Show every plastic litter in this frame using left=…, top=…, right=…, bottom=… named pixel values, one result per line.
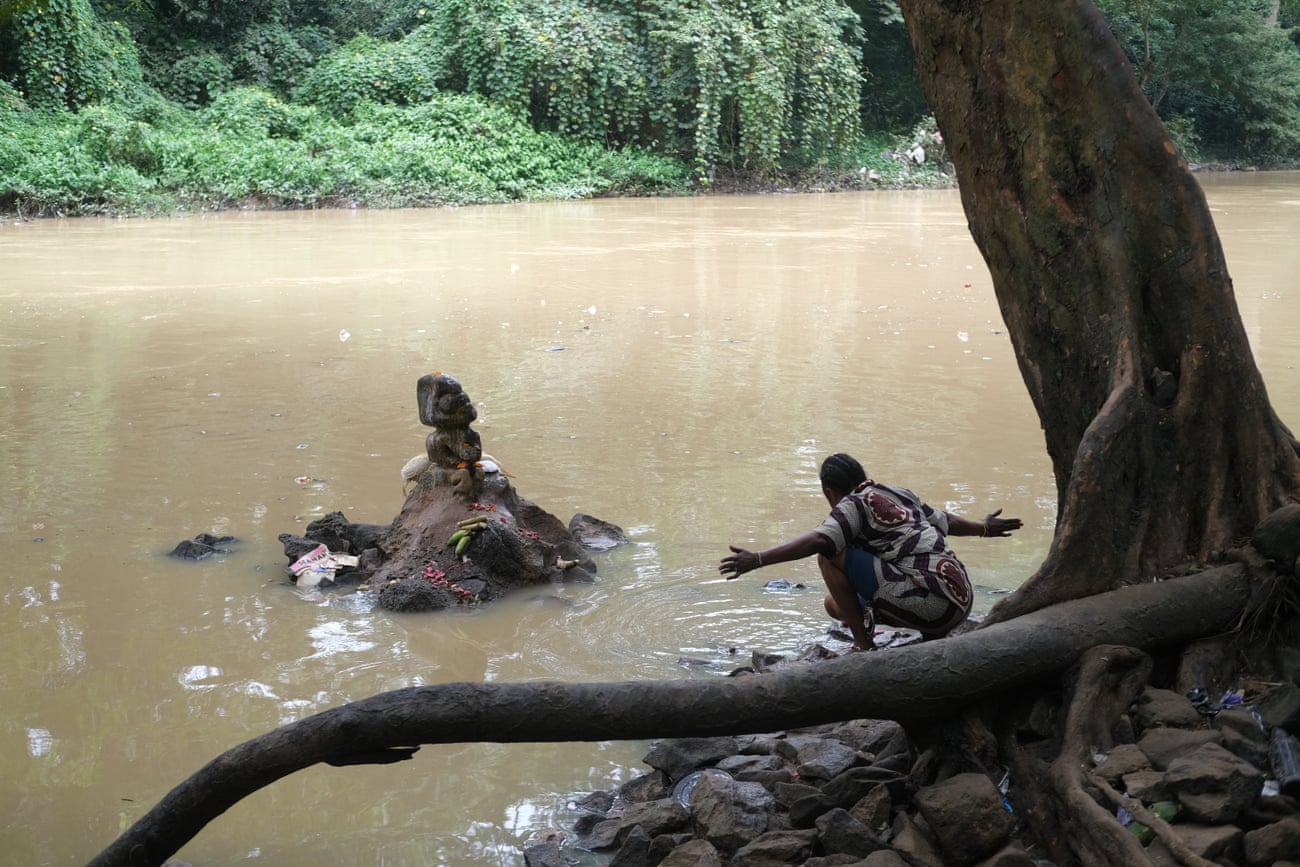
left=1270, top=727, right=1300, bottom=797
left=290, top=544, right=359, bottom=589
left=1187, top=686, right=1220, bottom=715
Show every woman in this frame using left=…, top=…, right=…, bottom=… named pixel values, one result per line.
left=719, top=453, right=1022, bottom=650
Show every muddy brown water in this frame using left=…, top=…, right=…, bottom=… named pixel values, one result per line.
left=2, top=173, right=1298, bottom=865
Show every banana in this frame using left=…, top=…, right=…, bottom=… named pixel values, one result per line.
left=455, top=534, right=472, bottom=556
left=447, top=529, right=468, bottom=548
left=457, top=515, right=489, bottom=528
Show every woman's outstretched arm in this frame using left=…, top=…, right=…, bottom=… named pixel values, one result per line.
left=720, top=531, right=834, bottom=579
left=946, top=508, right=1023, bottom=538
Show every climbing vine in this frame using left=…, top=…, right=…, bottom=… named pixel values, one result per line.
left=3, top=0, right=142, bottom=109
left=316, top=0, right=865, bottom=177
left=293, top=32, right=441, bottom=116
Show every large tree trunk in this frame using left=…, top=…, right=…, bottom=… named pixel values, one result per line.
left=87, top=567, right=1251, bottom=867
left=897, top=0, right=1300, bottom=622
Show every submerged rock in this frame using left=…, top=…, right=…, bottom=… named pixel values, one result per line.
left=169, top=533, right=236, bottom=560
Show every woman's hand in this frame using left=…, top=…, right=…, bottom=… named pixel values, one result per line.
left=982, top=508, right=1023, bottom=538
left=719, top=545, right=761, bottom=579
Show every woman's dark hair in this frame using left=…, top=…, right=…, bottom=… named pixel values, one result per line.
left=820, top=453, right=866, bottom=493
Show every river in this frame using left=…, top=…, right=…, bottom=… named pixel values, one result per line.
left=2, top=173, right=1298, bottom=866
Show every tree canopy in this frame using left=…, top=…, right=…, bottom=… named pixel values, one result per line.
left=5, top=0, right=1300, bottom=183
left=1096, top=0, right=1300, bottom=158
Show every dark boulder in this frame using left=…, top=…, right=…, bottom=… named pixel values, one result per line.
left=169, top=533, right=236, bottom=560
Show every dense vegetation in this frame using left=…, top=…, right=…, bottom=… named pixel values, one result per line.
left=2, top=0, right=1299, bottom=217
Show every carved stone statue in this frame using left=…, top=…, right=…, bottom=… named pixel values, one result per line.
left=416, top=372, right=483, bottom=499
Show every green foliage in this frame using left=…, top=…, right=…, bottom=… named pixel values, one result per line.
left=0, top=88, right=686, bottom=216
left=1098, top=0, right=1300, bottom=159
left=397, top=0, right=864, bottom=178
left=14, top=0, right=1300, bottom=218
left=4, top=0, right=144, bottom=110
left=232, top=24, right=332, bottom=96
left=144, top=0, right=267, bottom=42
left=0, top=108, right=159, bottom=213
left=157, top=50, right=230, bottom=108
left=642, top=0, right=863, bottom=175
left=199, top=86, right=311, bottom=138
left=73, top=102, right=162, bottom=171
left=293, top=32, right=441, bottom=116
left=1161, top=113, right=1202, bottom=163
left=848, top=0, right=927, bottom=132
left=0, top=77, right=26, bottom=112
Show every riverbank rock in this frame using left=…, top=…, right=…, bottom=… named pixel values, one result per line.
left=532, top=657, right=1300, bottom=867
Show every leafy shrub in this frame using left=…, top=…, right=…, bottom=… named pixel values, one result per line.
left=120, top=91, right=192, bottom=130
left=293, top=33, right=442, bottom=116
left=232, top=24, right=332, bottom=96
left=73, top=104, right=162, bottom=172
left=8, top=0, right=144, bottom=110
left=199, top=86, right=313, bottom=139
left=0, top=78, right=26, bottom=113
left=0, top=110, right=158, bottom=214
left=332, top=94, right=685, bottom=203
left=159, top=52, right=231, bottom=109
left=0, top=84, right=686, bottom=216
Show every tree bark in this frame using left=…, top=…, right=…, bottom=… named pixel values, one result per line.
left=87, top=566, right=1250, bottom=867
left=896, top=0, right=1300, bottom=622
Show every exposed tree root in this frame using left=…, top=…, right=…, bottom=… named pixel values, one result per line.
left=1087, top=772, right=1218, bottom=867
left=1048, top=645, right=1154, bottom=866
left=85, top=568, right=1252, bottom=867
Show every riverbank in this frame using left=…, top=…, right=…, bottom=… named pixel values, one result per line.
left=532, top=621, right=1300, bottom=867
left=14, top=134, right=1265, bottom=225
left=0, top=159, right=959, bottom=223
left=0, top=94, right=962, bottom=221
left=542, top=682, right=1298, bottom=867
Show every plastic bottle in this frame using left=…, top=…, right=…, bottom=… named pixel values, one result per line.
left=1269, top=727, right=1300, bottom=798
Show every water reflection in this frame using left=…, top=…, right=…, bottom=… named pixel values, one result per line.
left=0, top=177, right=1297, bottom=865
